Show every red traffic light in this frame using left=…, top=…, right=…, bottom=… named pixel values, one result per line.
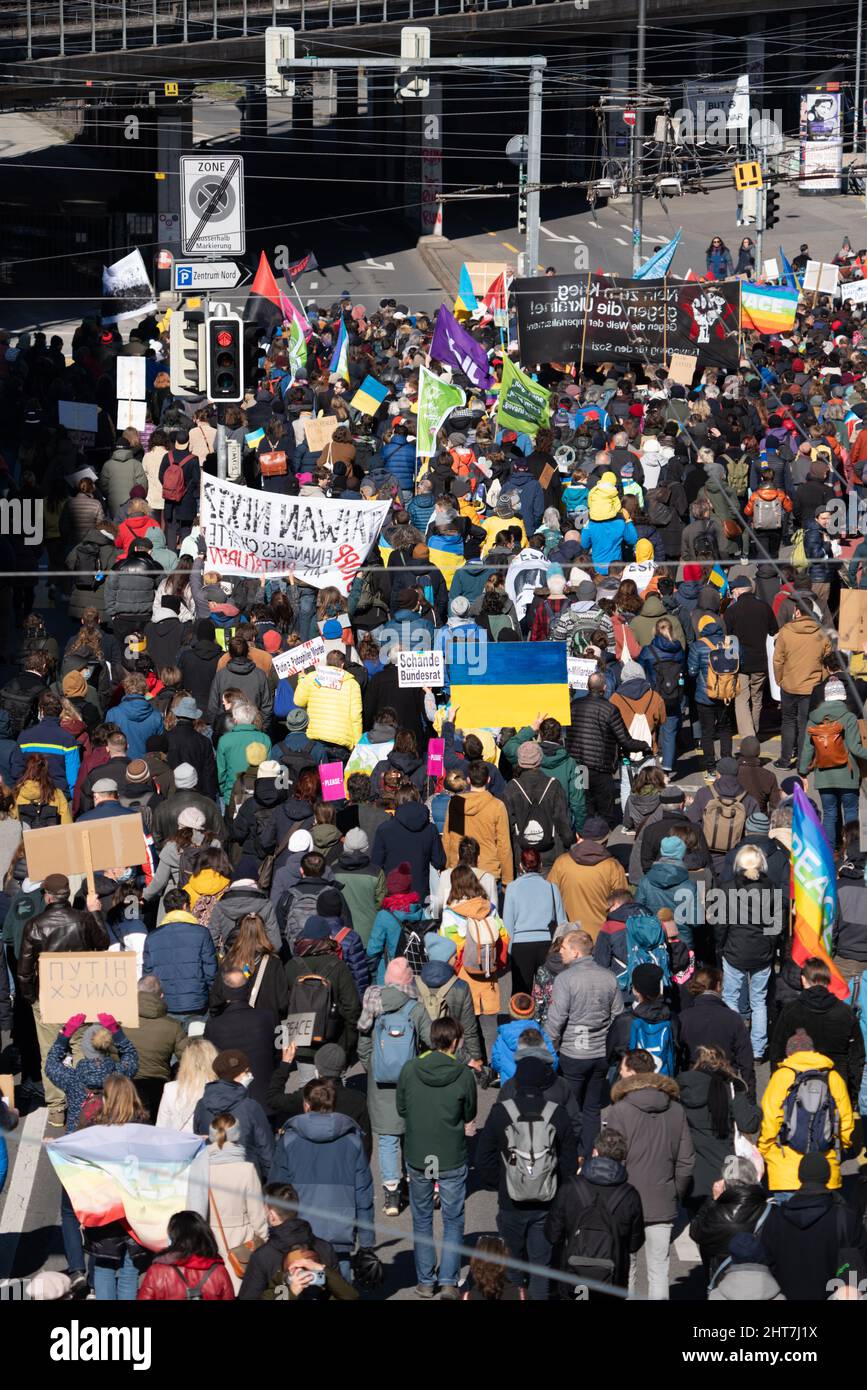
left=216, top=328, right=234, bottom=349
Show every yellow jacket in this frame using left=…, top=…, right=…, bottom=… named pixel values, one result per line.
left=758, top=1050, right=854, bottom=1191
left=12, top=782, right=72, bottom=824
left=294, top=668, right=362, bottom=750
left=481, top=515, right=527, bottom=557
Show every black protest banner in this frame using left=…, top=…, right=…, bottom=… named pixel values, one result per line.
left=514, top=274, right=741, bottom=370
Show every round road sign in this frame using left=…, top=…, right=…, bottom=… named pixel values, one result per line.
left=188, top=175, right=237, bottom=224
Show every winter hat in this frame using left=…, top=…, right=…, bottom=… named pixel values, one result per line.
left=43, top=873, right=71, bottom=897
left=517, top=740, right=543, bottom=769
left=634, top=538, right=654, bottom=563
left=196, top=618, right=216, bottom=641
left=256, top=757, right=281, bottom=778
left=62, top=670, right=87, bottom=698
left=509, top=992, right=535, bottom=1018
left=92, top=778, right=118, bottom=795
left=682, top=564, right=703, bottom=582
left=716, top=757, right=738, bottom=777
left=315, top=1044, right=347, bottom=1079
left=262, top=630, right=282, bottom=653
left=696, top=612, right=717, bottom=634
left=344, top=827, right=370, bottom=853
left=245, top=744, right=268, bottom=768
left=173, top=763, right=198, bottom=789
left=659, top=835, right=686, bottom=861
left=301, top=915, right=333, bottom=941
left=82, top=1023, right=114, bottom=1059
left=386, top=861, right=413, bottom=895
left=547, top=574, right=567, bottom=596
left=575, top=580, right=597, bottom=602
left=317, top=887, right=344, bottom=918
left=825, top=678, right=847, bottom=702
left=581, top=816, right=611, bottom=842
left=450, top=595, right=470, bottom=618
left=129, top=484, right=147, bottom=499
left=213, top=1049, right=250, bottom=1081
left=286, top=709, right=309, bottom=731
left=125, top=759, right=150, bottom=784
left=174, top=696, right=202, bottom=721
left=799, top=1152, right=831, bottom=1186
left=631, top=962, right=664, bottom=998
left=288, top=829, right=313, bottom=853
left=745, top=810, right=770, bottom=837
left=660, top=785, right=685, bottom=803
left=739, top=736, right=760, bottom=759
left=513, top=1056, right=551, bottom=1089
left=178, top=807, right=206, bottom=830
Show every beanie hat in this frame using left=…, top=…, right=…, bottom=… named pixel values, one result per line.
left=245, top=743, right=269, bottom=768
left=262, top=630, right=282, bottom=653
left=344, top=827, right=369, bottom=853
left=547, top=573, right=567, bottom=596
left=315, top=1044, right=347, bottom=1079
left=450, top=595, right=470, bottom=618
left=745, top=810, right=771, bottom=836
left=125, top=758, right=150, bottom=785
left=213, top=1049, right=250, bottom=1081
left=301, top=915, right=333, bottom=941
left=509, top=992, right=535, bottom=1018
left=286, top=709, right=309, bottom=731
left=173, top=763, right=198, bottom=789
left=517, top=740, right=543, bottom=769
left=635, top=538, right=654, bottom=563
left=716, top=757, right=738, bottom=777
left=631, top=962, right=664, bottom=998
left=696, top=612, right=717, bottom=633
left=386, top=861, right=413, bottom=895
left=288, top=829, right=313, bottom=853
left=799, top=1152, right=831, bottom=1186
left=62, top=670, right=87, bottom=698
left=196, top=618, right=216, bottom=641
left=317, top=887, right=344, bottom=918
left=256, top=757, right=281, bottom=777
left=660, top=785, right=685, bottom=803
left=660, top=835, right=686, bottom=861
left=513, top=1056, right=550, bottom=1089
left=581, top=816, right=611, bottom=841
left=178, top=807, right=206, bottom=830
left=682, top=564, right=703, bottom=582
left=740, top=736, right=760, bottom=758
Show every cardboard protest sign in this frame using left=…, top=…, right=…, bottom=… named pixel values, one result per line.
left=838, top=589, right=867, bottom=651
left=319, top=761, right=346, bottom=802
left=303, top=415, right=338, bottom=453
left=23, top=814, right=146, bottom=893
left=427, top=737, right=445, bottom=779
left=667, top=352, right=699, bottom=387
left=116, top=357, right=147, bottom=401
left=271, top=636, right=325, bottom=681
left=39, top=951, right=140, bottom=1027
left=567, top=657, right=598, bottom=691
left=116, top=398, right=147, bottom=432
left=802, top=260, right=839, bottom=295
left=199, top=475, right=390, bottom=595
left=279, top=1013, right=317, bottom=1048
left=397, top=650, right=445, bottom=688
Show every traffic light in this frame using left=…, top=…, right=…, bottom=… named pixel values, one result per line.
left=205, top=314, right=244, bottom=403
left=765, top=186, right=780, bottom=230
left=169, top=308, right=205, bottom=397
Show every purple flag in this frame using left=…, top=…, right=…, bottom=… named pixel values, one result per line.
left=430, top=304, right=494, bottom=391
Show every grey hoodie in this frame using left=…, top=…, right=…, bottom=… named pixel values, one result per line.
left=708, top=1264, right=786, bottom=1301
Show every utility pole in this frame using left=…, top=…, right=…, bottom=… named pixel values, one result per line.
left=526, top=62, right=544, bottom=276
left=857, top=0, right=864, bottom=158
left=755, top=186, right=765, bottom=271
left=631, top=0, right=647, bottom=274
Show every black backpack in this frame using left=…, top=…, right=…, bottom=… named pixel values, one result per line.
left=693, top=522, right=719, bottom=562
left=654, top=660, right=682, bottom=704
left=565, top=1183, right=626, bottom=1287
left=510, top=777, right=557, bottom=852
left=287, top=971, right=341, bottom=1046
left=17, top=801, right=61, bottom=830
left=174, top=1264, right=219, bottom=1301
left=0, top=677, right=41, bottom=736
left=73, top=538, right=104, bottom=591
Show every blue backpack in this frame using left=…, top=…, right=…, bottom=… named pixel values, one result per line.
left=372, top=997, right=418, bottom=1085
left=625, top=914, right=671, bottom=988
left=273, top=678, right=295, bottom=721
left=628, top=1015, right=676, bottom=1076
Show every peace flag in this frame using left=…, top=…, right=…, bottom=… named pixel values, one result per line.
left=329, top=316, right=349, bottom=382
left=791, top=785, right=848, bottom=999
left=496, top=356, right=550, bottom=437
left=351, top=375, right=389, bottom=417
left=416, top=365, right=466, bottom=457
left=740, top=283, right=800, bottom=335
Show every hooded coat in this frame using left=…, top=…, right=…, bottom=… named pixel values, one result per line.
left=602, top=1072, right=695, bottom=1224
left=178, top=632, right=223, bottom=712
left=798, top=700, right=867, bottom=791
left=268, top=1111, right=374, bottom=1252
left=141, top=908, right=218, bottom=1015
left=760, top=1186, right=867, bottom=1300
left=357, top=983, right=419, bottom=1135
left=396, top=1046, right=477, bottom=1171
left=773, top=616, right=832, bottom=696
left=100, top=446, right=147, bottom=516
left=330, top=851, right=386, bottom=948
left=634, top=856, right=698, bottom=948
left=108, top=693, right=164, bottom=759
left=204, top=995, right=279, bottom=1111
left=543, top=1154, right=645, bottom=1285
left=66, top=527, right=117, bottom=618
left=443, top=787, right=514, bottom=885
left=768, top=986, right=864, bottom=1100
left=208, top=657, right=273, bottom=726
left=414, top=958, right=481, bottom=1060
left=371, top=801, right=446, bottom=900
left=676, top=1068, right=761, bottom=1197
left=548, top=841, right=629, bottom=940
left=629, top=594, right=687, bottom=652
left=193, top=1078, right=275, bottom=1180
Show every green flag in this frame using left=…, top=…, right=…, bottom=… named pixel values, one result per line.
left=287, top=315, right=307, bottom=376
left=496, top=356, right=550, bottom=437
left=416, top=365, right=466, bottom=458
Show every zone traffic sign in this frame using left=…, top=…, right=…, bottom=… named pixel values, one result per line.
left=180, top=156, right=246, bottom=257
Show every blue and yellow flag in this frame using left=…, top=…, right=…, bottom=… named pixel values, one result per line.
left=329, top=317, right=349, bottom=382
left=446, top=642, right=570, bottom=729
left=350, top=374, right=388, bottom=416
left=454, top=263, right=478, bottom=319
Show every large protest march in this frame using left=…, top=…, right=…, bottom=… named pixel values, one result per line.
left=4, top=229, right=867, bottom=1328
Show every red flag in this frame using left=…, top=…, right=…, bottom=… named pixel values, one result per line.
left=483, top=272, right=506, bottom=311
left=245, top=251, right=283, bottom=336
left=684, top=268, right=698, bottom=282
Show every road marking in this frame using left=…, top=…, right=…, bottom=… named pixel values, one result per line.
left=541, top=227, right=579, bottom=243
left=0, top=1108, right=48, bottom=1277
left=501, top=242, right=520, bottom=254
left=619, top=222, right=632, bottom=232
left=363, top=254, right=395, bottom=270
left=613, top=236, right=627, bottom=246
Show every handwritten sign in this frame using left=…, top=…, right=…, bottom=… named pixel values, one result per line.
left=39, top=951, right=139, bottom=1027
left=397, top=649, right=445, bottom=688
left=842, top=280, right=867, bottom=306
left=567, top=657, right=598, bottom=691
left=303, top=415, right=338, bottom=453
left=278, top=1012, right=317, bottom=1048
left=427, top=737, right=445, bottom=779
left=667, top=352, right=698, bottom=387
left=319, top=761, right=346, bottom=801
left=272, top=636, right=325, bottom=681
left=312, top=665, right=344, bottom=691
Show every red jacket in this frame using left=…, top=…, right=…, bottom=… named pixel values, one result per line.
left=116, top=513, right=160, bottom=559
left=137, top=1255, right=234, bottom=1301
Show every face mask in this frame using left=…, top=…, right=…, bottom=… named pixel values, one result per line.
left=238, top=1072, right=254, bottom=1089
left=115, top=867, right=134, bottom=883
left=80, top=667, right=93, bottom=682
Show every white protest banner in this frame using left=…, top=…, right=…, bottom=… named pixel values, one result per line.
left=842, top=279, right=867, bottom=306
left=568, top=657, right=597, bottom=690
left=278, top=1013, right=317, bottom=1048
left=58, top=401, right=99, bottom=434
left=397, top=649, right=445, bottom=688
left=102, top=248, right=157, bottom=325
left=802, top=260, right=839, bottom=296
left=200, top=474, right=391, bottom=596
left=116, top=357, right=147, bottom=401
left=116, top=398, right=147, bottom=432
left=271, top=636, right=325, bottom=680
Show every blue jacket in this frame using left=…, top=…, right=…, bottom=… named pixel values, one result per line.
left=407, top=493, right=436, bottom=532
left=76, top=801, right=139, bottom=822
left=107, top=694, right=164, bottom=759
left=380, top=438, right=417, bottom=490
left=269, top=1111, right=375, bottom=1252
left=503, top=874, right=566, bottom=944
left=804, top=518, right=834, bottom=584
left=45, top=1029, right=139, bottom=1132
left=491, top=1019, right=558, bottom=1082
left=507, top=470, right=544, bottom=537
left=639, top=633, right=686, bottom=699
left=634, top=859, right=696, bottom=948
left=12, top=716, right=81, bottom=798
left=367, top=901, right=427, bottom=984
left=377, top=609, right=437, bottom=653
left=580, top=518, right=638, bottom=573
left=328, top=919, right=370, bottom=999
left=687, top=619, right=727, bottom=706
left=193, top=1079, right=275, bottom=1179
left=141, top=909, right=217, bottom=1014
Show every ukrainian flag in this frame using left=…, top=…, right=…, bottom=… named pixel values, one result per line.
left=454, top=263, right=479, bottom=320
left=447, top=642, right=570, bottom=729
left=351, top=374, right=388, bottom=416
left=329, top=317, right=349, bottom=381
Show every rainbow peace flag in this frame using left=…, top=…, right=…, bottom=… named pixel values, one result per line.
left=47, top=1124, right=208, bottom=1251
left=791, top=785, right=848, bottom=999
left=741, top=283, right=800, bottom=336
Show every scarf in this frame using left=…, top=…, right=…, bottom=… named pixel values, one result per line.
left=382, top=892, right=419, bottom=914
left=358, top=979, right=417, bottom=1034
